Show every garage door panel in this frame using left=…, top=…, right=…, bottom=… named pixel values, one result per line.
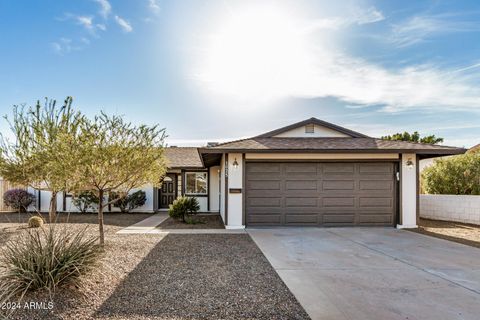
left=248, top=215, right=282, bottom=224
left=247, top=197, right=282, bottom=207
left=246, top=162, right=396, bottom=227
left=359, top=163, right=393, bottom=174
left=285, top=163, right=318, bottom=173
left=247, top=163, right=281, bottom=173
left=359, top=180, right=393, bottom=190
left=285, top=197, right=318, bottom=207
left=323, top=197, right=355, bottom=207
left=285, top=180, right=318, bottom=190
left=323, top=180, right=355, bottom=190
left=247, top=180, right=281, bottom=190
left=247, top=207, right=283, bottom=213
left=285, top=214, right=318, bottom=224
left=359, top=197, right=393, bottom=207
left=323, top=163, right=355, bottom=173
left=358, top=214, right=393, bottom=224
left=323, top=214, right=355, bottom=224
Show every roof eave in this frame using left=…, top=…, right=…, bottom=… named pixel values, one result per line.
left=168, top=166, right=206, bottom=170
left=199, top=147, right=467, bottom=156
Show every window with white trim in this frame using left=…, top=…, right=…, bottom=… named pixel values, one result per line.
left=185, top=172, right=208, bottom=195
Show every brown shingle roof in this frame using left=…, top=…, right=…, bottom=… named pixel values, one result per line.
left=164, top=147, right=203, bottom=168
left=202, top=137, right=465, bottom=155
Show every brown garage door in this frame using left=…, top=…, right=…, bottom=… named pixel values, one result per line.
left=245, top=162, right=397, bottom=227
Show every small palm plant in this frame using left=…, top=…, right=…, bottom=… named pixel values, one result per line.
left=168, top=196, right=200, bottom=223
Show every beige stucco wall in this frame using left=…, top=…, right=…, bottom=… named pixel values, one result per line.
left=226, top=153, right=244, bottom=228
left=398, top=153, right=417, bottom=228
left=209, top=166, right=220, bottom=212
left=219, top=154, right=226, bottom=222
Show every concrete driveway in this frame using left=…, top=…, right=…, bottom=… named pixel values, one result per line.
left=247, top=228, right=480, bottom=320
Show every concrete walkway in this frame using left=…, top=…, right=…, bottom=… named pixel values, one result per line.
left=117, top=213, right=245, bottom=234
left=117, top=213, right=169, bottom=234
left=248, top=227, right=480, bottom=320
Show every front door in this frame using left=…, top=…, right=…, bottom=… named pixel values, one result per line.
left=159, top=174, right=177, bottom=209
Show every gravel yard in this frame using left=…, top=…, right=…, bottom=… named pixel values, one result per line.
left=157, top=214, right=225, bottom=229
left=412, top=218, right=480, bottom=248
left=0, top=214, right=308, bottom=320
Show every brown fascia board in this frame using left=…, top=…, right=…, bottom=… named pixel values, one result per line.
left=255, top=117, right=370, bottom=138
left=198, top=147, right=467, bottom=156
left=168, top=166, right=206, bottom=170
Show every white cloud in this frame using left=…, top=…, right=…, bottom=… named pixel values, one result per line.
left=354, top=6, right=384, bottom=25
left=303, top=6, right=384, bottom=31
left=80, top=37, right=91, bottom=45
left=94, top=0, right=112, bottom=19
left=148, top=0, right=161, bottom=14
left=96, top=23, right=106, bottom=31
left=76, top=15, right=94, bottom=30
left=391, top=14, right=480, bottom=47
left=51, top=38, right=79, bottom=55
left=192, top=5, right=480, bottom=112
left=114, top=15, right=133, bottom=32
left=74, top=15, right=106, bottom=34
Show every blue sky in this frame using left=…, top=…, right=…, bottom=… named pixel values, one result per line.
left=0, top=0, right=479, bottom=147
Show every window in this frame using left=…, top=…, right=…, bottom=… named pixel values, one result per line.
left=185, top=172, right=208, bottom=195
left=305, top=124, right=315, bottom=133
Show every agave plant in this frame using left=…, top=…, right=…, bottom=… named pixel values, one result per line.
left=0, top=226, right=101, bottom=311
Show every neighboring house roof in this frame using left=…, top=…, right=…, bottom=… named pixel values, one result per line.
left=468, top=143, right=480, bottom=153
left=255, top=117, right=369, bottom=138
left=164, top=147, right=203, bottom=169
left=202, top=137, right=465, bottom=155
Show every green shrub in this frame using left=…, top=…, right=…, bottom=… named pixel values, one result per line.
left=422, top=152, right=480, bottom=195
left=111, top=190, right=147, bottom=213
left=0, top=226, right=101, bottom=305
left=3, top=189, right=35, bottom=213
left=27, top=216, right=44, bottom=228
left=72, top=191, right=99, bottom=213
left=168, top=196, right=200, bottom=222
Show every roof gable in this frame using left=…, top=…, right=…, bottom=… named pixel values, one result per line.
left=256, top=118, right=369, bottom=138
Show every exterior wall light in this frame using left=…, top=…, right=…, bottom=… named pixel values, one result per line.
left=232, top=158, right=239, bottom=170
left=406, top=158, right=414, bottom=169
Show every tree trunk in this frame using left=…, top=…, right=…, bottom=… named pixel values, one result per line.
left=49, top=192, right=57, bottom=223
left=98, top=190, right=105, bottom=245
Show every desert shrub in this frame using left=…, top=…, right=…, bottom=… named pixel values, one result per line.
left=27, top=216, right=44, bottom=228
left=168, top=196, right=200, bottom=222
left=72, top=191, right=99, bottom=213
left=422, top=152, right=480, bottom=195
left=0, top=226, right=100, bottom=305
left=3, top=189, right=35, bottom=213
left=111, top=190, right=147, bottom=213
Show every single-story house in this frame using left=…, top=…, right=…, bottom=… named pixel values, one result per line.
left=32, top=118, right=465, bottom=229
